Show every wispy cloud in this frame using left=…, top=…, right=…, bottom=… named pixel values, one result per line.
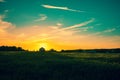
left=4, top=10, right=9, bottom=13
left=35, top=14, right=47, bottom=21
left=56, top=23, right=63, bottom=27
left=0, top=17, right=120, bottom=50
left=91, top=28, right=117, bottom=36
left=60, top=18, right=94, bottom=31
left=104, top=28, right=116, bottom=33
left=0, top=0, right=5, bottom=2
left=41, top=18, right=94, bottom=37
left=0, top=15, right=15, bottom=36
left=41, top=4, right=84, bottom=12
left=79, top=26, right=93, bottom=31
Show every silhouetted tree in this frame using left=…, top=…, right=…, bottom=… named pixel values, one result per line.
left=17, top=47, right=23, bottom=51
left=0, top=46, right=25, bottom=51
left=49, top=49, right=56, bottom=52
left=39, top=47, right=46, bottom=54
left=61, top=49, right=65, bottom=52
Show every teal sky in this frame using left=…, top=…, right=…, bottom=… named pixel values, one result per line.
left=0, top=0, right=120, bottom=27
left=0, top=0, right=120, bottom=50
left=0, top=1, right=120, bottom=24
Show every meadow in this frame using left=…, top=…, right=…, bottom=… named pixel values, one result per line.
left=0, top=51, right=120, bottom=80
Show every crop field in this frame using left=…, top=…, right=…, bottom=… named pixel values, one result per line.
left=0, top=51, right=120, bottom=80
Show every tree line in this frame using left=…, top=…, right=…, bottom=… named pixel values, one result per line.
left=0, top=45, right=120, bottom=53
left=61, top=48, right=120, bottom=53
left=0, top=46, right=25, bottom=51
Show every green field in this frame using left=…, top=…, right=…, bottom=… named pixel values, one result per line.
left=0, top=51, right=120, bottom=80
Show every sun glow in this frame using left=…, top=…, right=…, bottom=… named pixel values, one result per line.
left=38, top=42, right=49, bottom=50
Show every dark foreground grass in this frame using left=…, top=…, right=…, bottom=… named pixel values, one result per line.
left=0, top=51, right=120, bottom=80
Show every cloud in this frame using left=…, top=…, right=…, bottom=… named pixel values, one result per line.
left=41, top=4, right=84, bottom=12
left=59, top=18, right=94, bottom=31
left=0, top=0, right=5, bottom=2
left=35, top=14, right=47, bottom=21
left=0, top=17, right=120, bottom=50
left=0, top=15, right=15, bottom=35
left=104, top=28, right=116, bottom=33
left=39, top=18, right=94, bottom=38
left=56, top=23, right=63, bottom=26
left=79, top=26, right=93, bottom=31
left=92, top=28, right=116, bottom=36
left=4, top=10, right=9, bottom=13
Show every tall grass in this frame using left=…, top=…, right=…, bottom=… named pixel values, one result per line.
left=0, top=51, right=120, bottom=80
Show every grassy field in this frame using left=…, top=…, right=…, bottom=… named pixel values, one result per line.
left=0, top=51, right=120, bottom=80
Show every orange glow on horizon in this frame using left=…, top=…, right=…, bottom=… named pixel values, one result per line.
left=0, top=40, right=120, bottom=51
left=0, top=18, right=120, bottom=51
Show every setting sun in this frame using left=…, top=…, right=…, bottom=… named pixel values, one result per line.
left=38, top=42, right=49, bottom=50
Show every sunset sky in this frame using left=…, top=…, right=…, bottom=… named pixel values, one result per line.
left=0, top=0, right=120, bottom=51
